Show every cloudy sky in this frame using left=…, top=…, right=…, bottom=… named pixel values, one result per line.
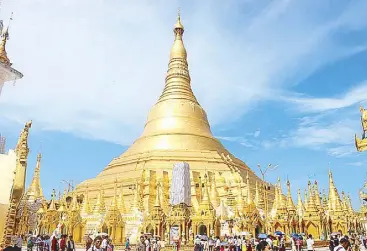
left=0, top=0, right=367, bottom=208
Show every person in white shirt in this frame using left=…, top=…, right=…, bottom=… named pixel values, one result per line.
left=15, top=235, right=23, bottom=251
left=306, top=235, right=314, bottom=251
left=101, top=236, right=108, bottom=251
left=334, top=238, right=348, bottom=251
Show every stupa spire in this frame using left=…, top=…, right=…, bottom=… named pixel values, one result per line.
left=118, top=185, right=126, bottom=214
left=286, top=179, right=296, bottom=211
left=254, top=181, right=265, bottom=209
left=328, top=170, right=343, bottom=211
left=296, top=188, right=305, bottom=217
left=130, top=183, right=140, bottom=212
left=25, top=152, right=44, bottom=202
left=210, top=176, right=220, bottom=208
left=93, top=188, right=106, bottom=214
left=110, top=181, right=118, bottom=210
left=70, top=192, right=79, bottom=212
left=48, top=189, right=57, bottom=211
left=81, top=186, right=91, bottom=215
left=154, top=181, right=161, bottom=207
left=158, top=9, right=196, bottom=103
left=246, top=172, right=253, bottom=205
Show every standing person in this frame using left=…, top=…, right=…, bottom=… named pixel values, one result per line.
left=334, top=238, right=349, bottom=251
left=209, top=238, right=215, bottom=251
left=15, top=234, right=23, bottom=251
left=67, top=236, right=75, bottom=251
left=306, top=235, right=314, bottom=251
left=136, top=236, right=146, bottom=251
left=85, top=236, right=93, bottom=251
left=125, top=238, right=130, bottom=251
left=28, top=236, right=34, bottom=251
left=51, top=236, right=57, bottom=251
left=101, top=236, right=108, bottom=251
left=87, top=236, right=103, bottom=251
left=59, top=235, right=66, bottom=251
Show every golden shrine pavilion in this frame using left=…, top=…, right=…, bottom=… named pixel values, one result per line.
left=1, top=12, right=363, bottom=247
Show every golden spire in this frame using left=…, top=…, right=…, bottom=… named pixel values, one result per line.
left=296, top=188, right=305, bottom=217
left=154, top=181, right=161, bottom=207
left=118, top=185, right=126, bottom=214
left=246, top=172, right=254, bottom=206
left=130, top=182, right=140, bottom=212
left=70, top=192, right=79, bottom=212
left=57, top=196, right=66, bottom=213
left=286, top=179, right=296, bottom=211
left=322, top=189, right=328, bottom=209
left=236, top=182, right=245, bottom=213
left=0, top=13, right=12, bottom=66
left=48, top=189, right=57, bottom=211
left=277, top=177, right=286, bottom=208
left=25, top=153, right=44, bottom=202
left=110, top=181, right=118, bottom=210
left=81, top=186, right=91, bottom=214
left=307, top=180, right=316, bottom=208
left=254, top=181, right=265, bottom=209
left=200, top=174, right=211, bottom=205
left=158, top=9, right=195, bottom=103
left=93, top=188, right=106, bottom=214
left=304, top=189, right=308, bottom=208
left=347, top=194, right=353, bottom=212
left=313, top=180, right=322, bottom=210
left=210, top=176, right=220, bottom=208
left=328, top=170, right=343, bottom=211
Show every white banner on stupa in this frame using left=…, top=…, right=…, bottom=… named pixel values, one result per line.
left=170, top=162, right=191, bottom=206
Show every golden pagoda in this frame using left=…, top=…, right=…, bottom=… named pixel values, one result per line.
left=355, top=106, right=367, bottom=152
left=15, top=153, right=45, bottom=235
left=73, top=11, right=268, bottom=240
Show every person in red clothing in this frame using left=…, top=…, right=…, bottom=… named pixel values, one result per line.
left=60, top=235, right=67, bottom=251
left=51, top=236, right=58, bottom=251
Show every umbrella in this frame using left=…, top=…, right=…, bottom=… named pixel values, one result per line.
left=241, top=232, right=250, bottom=236
left=275, top=231, right=284, bottom=235
left=258, top=233, right=268, bottom=239
left=331, top=232, right=341, bottom=236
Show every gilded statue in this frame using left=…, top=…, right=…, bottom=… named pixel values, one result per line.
left=1, top=121, right=32, bottom=247
left=360, top=106, right=367, bottom=138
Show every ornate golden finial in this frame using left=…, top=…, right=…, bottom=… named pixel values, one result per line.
left=154, top=180, right=161, bottom=207
left=169, top=8, right=187, bottom=61
left=48, top=189, right=57, bottom=211
left=80, top=185, right=91, bottom=214
left=70, top=192, right=79, bottom=212
left=93, top=188, right=106, bottom=214
left=0, top=12, right=13, bottom=66
left=296, top=188, right=305, bottom=217
left=24, top=152, right=44, bottom=202
left=118, top=184, right=126, bottom=214
left=210, top=175, right=220, bottom=208
left=286, top=179, right=296, bottom=211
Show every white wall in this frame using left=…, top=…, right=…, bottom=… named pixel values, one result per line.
left=0, top=149, right=16, bottom=204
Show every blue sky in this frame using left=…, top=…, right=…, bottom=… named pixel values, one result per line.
left=0, top=0, right=367, bottom=209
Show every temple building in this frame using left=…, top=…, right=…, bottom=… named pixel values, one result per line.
left=26, top=13, right=361, bottom=244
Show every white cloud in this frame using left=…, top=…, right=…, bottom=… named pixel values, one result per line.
left=0, top=0, right=366, bottom=144
left=283, top=82, right=367, bottom=113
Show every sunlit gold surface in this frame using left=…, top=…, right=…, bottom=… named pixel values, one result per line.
left=1, top=121, right=32, bottom=247
left=76, top=11, right=264, bottom=206
left=30, top=12, right=362, bottom=244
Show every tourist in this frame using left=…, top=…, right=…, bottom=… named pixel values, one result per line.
left=246, top=240, right=252, bottom=251
left=14, top=234, right=23, bottom=251
left=306, top=235, right=314, bottom=251
left=87, top=236, right=103, bottom=251
left=334, top=237, right=349, bottom=251
left=51, top=236, right=57, bottom=251
left=27, top=236, right=34, bottom=251
left=258, top=241, right=271, bottom=251
left=125, top=238, right=130, bottom=251
left=273, top=237, right=278, bottom=251
left=43, top=236, right=51, bottom=251
left=209, top=238, right=215, bottom=251
left=194, top=236, right=201, bottom=251
left=101, top=236, right=108, bottom=251
left=59, top=235, right=66, bottom=251
left=215, top=237, right=221, bottom=251
left=67, top=236, right=75, bottom=251
left=85, top=236, right=93, bottom=251
left=241, top=238, right=246, bottom=251
left=107, top=239, right=113, bottom=251
left=136, top=236, right=145, bottom=251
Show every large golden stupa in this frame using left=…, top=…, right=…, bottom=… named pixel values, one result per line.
left=76, top=13, right=265, bottom=209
